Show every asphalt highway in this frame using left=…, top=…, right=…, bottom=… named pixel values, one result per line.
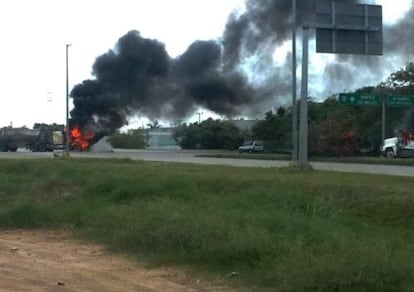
left=1, top=149, right=413, bottom=177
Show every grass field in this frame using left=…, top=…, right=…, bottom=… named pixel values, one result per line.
left=0, top=158, right=413, bottom=291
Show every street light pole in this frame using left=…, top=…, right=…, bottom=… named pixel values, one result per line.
left=65, top=44, right=71, bottom=152
left=197, top=112, right=203, bottom=124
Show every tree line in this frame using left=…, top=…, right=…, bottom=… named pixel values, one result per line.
left=110, top=62, right=414, bottom=156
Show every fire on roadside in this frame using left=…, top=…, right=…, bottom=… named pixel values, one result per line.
left=70, top=125, right=95, bottom=151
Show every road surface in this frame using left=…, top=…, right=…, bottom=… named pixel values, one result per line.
left=1, top=149, right=413, bottom=177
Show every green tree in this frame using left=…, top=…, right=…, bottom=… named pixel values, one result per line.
left=309, top=118, right=359, bottom=156
left=108, top=129, right=145, bottom=149
left=308, top=98, right=356, bottom=156
left=379, top=63, right=414, bottom=137
left=251, top=107, right=291, bottom=152
left=382, top=62, right=414, bottom=92
left=173, top=118, right=244, bottom=150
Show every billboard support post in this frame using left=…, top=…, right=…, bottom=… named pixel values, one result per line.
left=298, top=26, right=311, bottom=170
left=291, top=0, right=298, bottom=161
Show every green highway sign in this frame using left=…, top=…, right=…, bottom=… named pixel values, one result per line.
left=387, top=95, right=414, bottom=107
left=339, top=93, right=380, bottom=106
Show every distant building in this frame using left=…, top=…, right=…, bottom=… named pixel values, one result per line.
left=228, top=119, right=258, bottom=132
left=146, top=127, right=181, bottom=150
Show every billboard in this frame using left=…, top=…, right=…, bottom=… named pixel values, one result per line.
left=315, top=1, right=382, bottom=55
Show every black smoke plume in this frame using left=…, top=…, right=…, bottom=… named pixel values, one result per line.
left=223, top=0, right=317, bottom=69
left=71, top=31, right=169, bottom=136
left=71, top=0, right=414, bottom=141
left=71, top=31, right=253, bottom=137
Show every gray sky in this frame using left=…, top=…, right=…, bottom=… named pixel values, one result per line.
left=0, top=0, right=411, bottom=128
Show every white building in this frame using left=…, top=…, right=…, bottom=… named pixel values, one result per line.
left=146, top=128, right=181, bottom=150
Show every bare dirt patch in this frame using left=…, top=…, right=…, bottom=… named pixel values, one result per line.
left=0, top=230, right=234, bottom=291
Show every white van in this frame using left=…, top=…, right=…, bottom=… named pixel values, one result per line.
left=238, top=141, right=264, bottom=153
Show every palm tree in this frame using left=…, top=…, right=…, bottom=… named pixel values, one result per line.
left=147, top=120, right=161, bottom=129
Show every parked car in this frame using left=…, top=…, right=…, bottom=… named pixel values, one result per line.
left=238, top=141, right=264, bottom=153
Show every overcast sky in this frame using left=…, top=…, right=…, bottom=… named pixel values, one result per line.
left=0, top=0, right=412, bottom=128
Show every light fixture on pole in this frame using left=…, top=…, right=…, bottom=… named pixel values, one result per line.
left=65, top=43, right=71, bottom=152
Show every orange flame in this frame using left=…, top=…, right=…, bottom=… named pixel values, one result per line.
left=70, top=126, right=95, bottom=151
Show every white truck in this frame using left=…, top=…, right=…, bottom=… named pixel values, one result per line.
left=381, top=136, right=414, bottom=158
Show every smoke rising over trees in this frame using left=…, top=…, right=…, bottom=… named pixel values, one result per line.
left=70, top=31, right=254, bottom=135
left=70, top=0, right=414, bottom=138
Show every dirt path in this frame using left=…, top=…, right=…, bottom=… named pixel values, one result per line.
left=0, top=230, right=233, bottom=291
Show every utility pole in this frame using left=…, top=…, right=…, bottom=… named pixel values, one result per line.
left=291, top=0, right=298, bottom=161
left=197, top=112, right=203, bottom=124
left=66, top=44, right=71, bottom=152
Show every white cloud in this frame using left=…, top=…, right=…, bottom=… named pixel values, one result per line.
left=0, top=0, right=243, bottom=127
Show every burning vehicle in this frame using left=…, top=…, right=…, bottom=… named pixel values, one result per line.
left=69, top=124, right=96, bottom=151
left=0, top=123, right=98, bottom=152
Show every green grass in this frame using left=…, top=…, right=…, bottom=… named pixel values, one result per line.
left=0, top=158, right=413, bottom=291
